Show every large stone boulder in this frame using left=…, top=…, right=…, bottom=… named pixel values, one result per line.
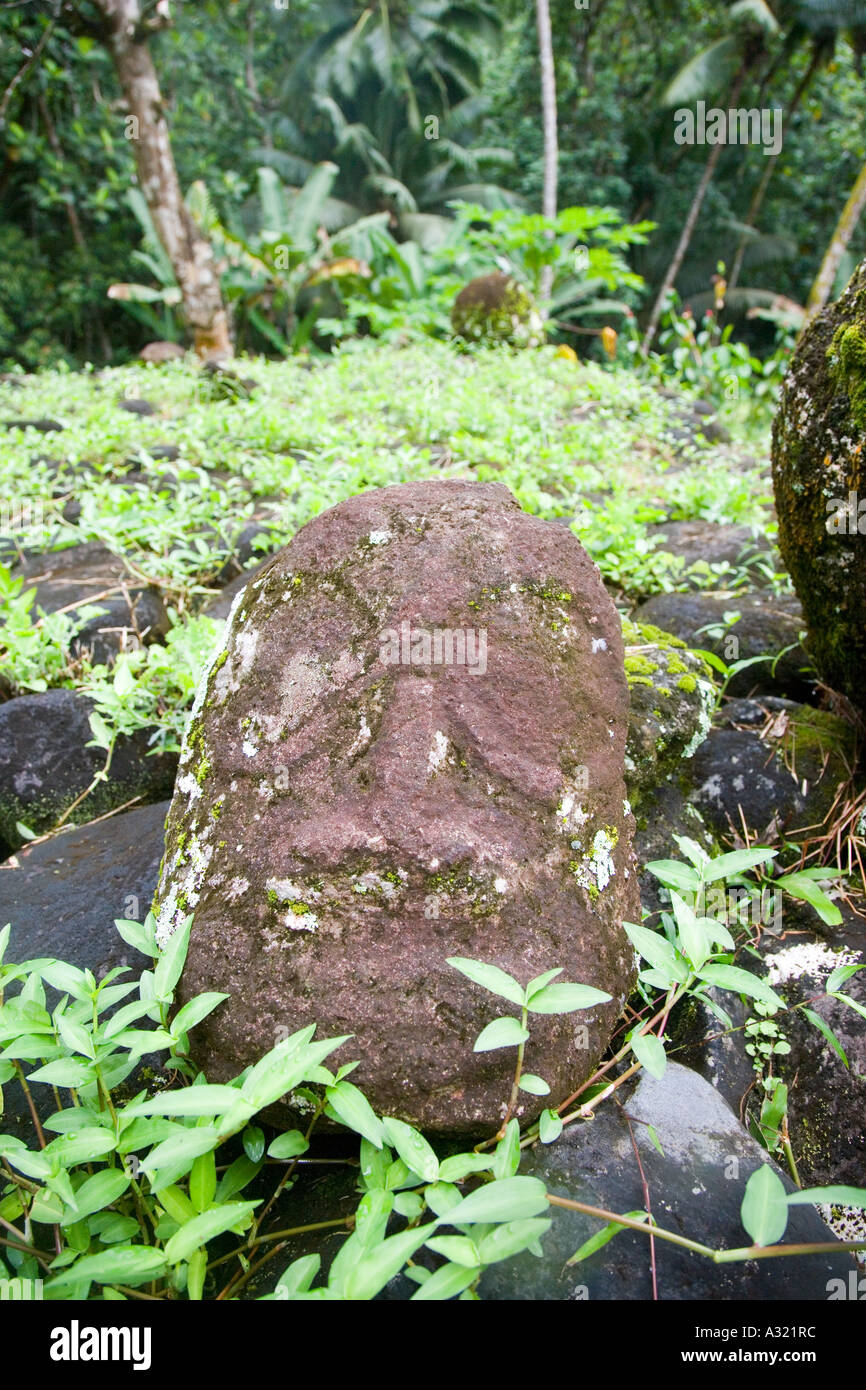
left=451, top=273, right=544, bottom=349
left=153, top=480, right=638, bottom=1133
left=772, top=258, right=866, bottom=710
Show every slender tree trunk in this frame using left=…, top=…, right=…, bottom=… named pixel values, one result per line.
left=803, top=157, right=866, bottom=329
left=536, top=0, right=558, bottom=307
left=642, top=71, right=746, bottom=354
left=95, top=0, right=231, bottom=358
left=728, top=49, right=821, bottom=290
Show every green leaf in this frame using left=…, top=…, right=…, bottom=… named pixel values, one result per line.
left=44, top=1129, right=118, bottom=1166
left=698, top=964, right=783, bottom=1010
left=141, top=1126, right=221, bottom=1175
left=477, top=1218, right=552, bottom=1264
left=382, top=1117, right=439, bottom=1183
left=275, top=1253, right=321, bottom=1298
left=825, top=963, right=866, bottom=995
left=122, top=1085, right=242, bottom=1118
left=526, top=982, right=611, bottom=1014
left=525, top=968, right=563, bottom=1000
left=669, top=891, right=710, bottom=970
left=644, top=859, right=701, bottom=892
left=425, top=1235, right=479, bottom=1268
left=787, top=1185, right=866, bottom=1209
left=154, top=915, right=192, bottom=1001
left=539, top=1108, right=563, bottom=1143
left=46, top=1245, right=168, bottom=1294
left=801, top=1008, right=848, bottom=1067
left=629, top=1031, right=667, bottom=1079
left=776, top=872, right=842, bottom=926
left=267, top=1131, right=309, bottom=1160
left=340, top=1223, right=436, bottom=1300
left=447, top=956, right=525, bottom=1006
left=325, top=1080, right=384, bottom=1147
left=164, top=1201, right=259, bottom=1264
left=493, top=1119, right=521, bottom=1180
left=410, top=1260, right=479, bottom=1301
left=740, top=1164, right=789, bottom=1246
left=437, top=1153, right=496, bottom=1183
left=646, top=1125, right=665, bottom=1157
left=61, top=1170, right=130, bottom=1224
left=242, top=1125, right=266, bottom=1163
left=517, top=1073, right=550, bottom=1096
left=445, top=1177, right=549, bottom=1224
left=624, top=921, right=689, bottom=984
left=170, top=992, right=229, bottom=1036
left=703, top=848, right=776, bottom=882
left=189, top=1148, right=217, bottom=1213
left=473, top=1015, right=529, bottom=1051
left=567, top=1211, right=650, bottom=1265
left=215, top=1154, right=264, bottom=1202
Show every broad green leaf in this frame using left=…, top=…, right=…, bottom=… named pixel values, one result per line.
left=121, top=1085, right=242, bottom=1118
left=473, top=1016, right=529, bottom=1051
left=493, top=1119, right=521, bottom=1180
left=189, top=1149, right=217, bottom=1213
left=423, top=1183, right=464, bottom=1218
left=437, top=1153, right=496, bottom=1183
left=629, top=1031, right=667, bottom=1079
left=340, top=1223, right=436, bottom=1300
left=164, top=1201, right=259, bottom=1264
left=525, top=968, right=563, bottom=1000
left=27, top=1056, right=94, bottom=1088
left=55, top=1014, right=94, bottom=1059
left=113, top=918, right=156, bottom=958
left=526, top=982, right=611, bottom=1014
left=154, top=915, right=192, bottom=1000
left=825, top=963, right=866, bottom=995
left=215, top=1154, right=264, bottom=1202
left=644, top=859, right=701, bottom=891
left=801, top=1008, right=848, bottom=1067
left=446, top=957, right=525, bottom=1006
left=425, top=1235, right=479, bottom=1268
left=624, top=921, right=689, bottom=984
left=703, top=848, right=776, bottom=882
left=170, top=992, right=229, bottom=1036
left=275, top=1253, right=321, bottom=1299
left=267, top=1131, right=309, bottom=1160
left=698, top=964, right=783, bottom=1009
left=776, top=872, right=842, bottom=926
left=740, top=1164, right=789, bottom=1246
left=326, top=1080, right=384, bottom=1147
left=787, top=1185, right=866, bottom=1209
left=382, top=1117, right=439, bottom=1183
left=242, top=1125, right=266, bottom=1163
left=444, top=1177, right=549, bottom=1224
left=141, top=1125, right=221, bottom=1174
left=61, top=1170, right=130, bottom=1224
left=44, top=1129, right=118, bottom=1166
left=518, top=1073, right=550, bottom=1096
left=410, top=1261, right=479, bottom=1301
left=46, top=1245, right=168, bottom=1293
left=476, top=1218, right=552, bottom=1264
left=670, top=891, right=710, bottom=970
left=539, top=1108, right=563, bottom=1143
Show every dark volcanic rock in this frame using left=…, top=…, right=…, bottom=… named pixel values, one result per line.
left=632, top=590, right=812, bottom=699
left=154, top=479, right=638, bottom=1133
left=772, top=256, right=866, bottom=711
left=0, top=689, right=177, bottom=848
left=475, top=1063, right=856, bottom=1301
left=0, top=802, right=169, bottom=1148
left=683, top=697, right=854, bottom=842
left=12, top=543, right=169, bottom=662
left=451, top=273, right=543, bottom=349
left=647, top=520, right=778, bottom=587
left=117, top=397, right=157, bottom=416
left=2, top=418, right=63, bottom=433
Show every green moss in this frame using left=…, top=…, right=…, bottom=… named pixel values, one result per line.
left=194, top=756, right=211, bottom=786
left=677, top=673, right=697, bottom=693
left=828, top=320, right=866, bottom=431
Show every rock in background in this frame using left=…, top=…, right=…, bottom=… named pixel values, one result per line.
left=154, top=479, right=639, bottom=1133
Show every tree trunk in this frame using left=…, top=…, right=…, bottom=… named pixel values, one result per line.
left=96, top=0, right=231, bottom=358
left=642, top=70, right=746, bottom=354
left=535, top=0, right=558, bottom=308
left=803, top=157, right=866, bottom=330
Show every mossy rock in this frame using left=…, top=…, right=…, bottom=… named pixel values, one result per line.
left=771, top=257, right=866, bottom=711
left=451, top=272, right=544, bottom=349
left=621, top=617, right=715, bottom=806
